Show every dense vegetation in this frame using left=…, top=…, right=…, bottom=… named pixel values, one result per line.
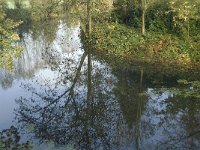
left=86, top=0, right=200, bottom=68
left=0, top=0, right=22, bottom=70
left=0, top=0, right=200, bottom=69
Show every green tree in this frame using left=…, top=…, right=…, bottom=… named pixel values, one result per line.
left=141, top=0, right=146, bottom=35
left=169, top=0, right=200, bottom=39
left=86, top=0, right=92, bottom=36
left=0, top=0, right=22, bottom=70
left=30, top=0, right=62, bottom=20
left=140, top=0, right=158, bottom=35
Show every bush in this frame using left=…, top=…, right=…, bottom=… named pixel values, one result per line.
left=146, top=0, right=174, bottom=33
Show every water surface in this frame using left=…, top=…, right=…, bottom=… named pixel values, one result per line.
left=0, top=19, right=200, bottom=150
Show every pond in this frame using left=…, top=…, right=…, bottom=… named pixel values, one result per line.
left=0, top=19, right=200, bottom=150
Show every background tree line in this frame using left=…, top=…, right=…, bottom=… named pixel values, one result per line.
left=2, top=0, right=200, bottom=37
left=113, top=0, right=200, bottom=37
left=1, top=0, right=200, bottom=70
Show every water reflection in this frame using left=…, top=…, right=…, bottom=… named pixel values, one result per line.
left=113, top=69, right=148, bottom=150
left=0, top=19, right=81, bottom=89
left=14, top=47, right=200, bottom=149
left=15, top=48, right=119, bottom=149
left=146, top=89, right=200, bottom=149
left=0, top=126, right=31, bottom=149
left=0, top=19, right=200, bottom=149
left=158, top=95, right=200, bottom=149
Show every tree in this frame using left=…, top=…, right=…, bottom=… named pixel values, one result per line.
left=0, top=0, right=22, bottom=70
left=140, top=0, right=158, bottom=35
left=30, top=0, right=62, bottom=20
left=86, top=0, right=113, bottom=35
left=169, top=0, right=200, bottom=39
left=141, top=0, right=146, bottom=35
left=114, top=0, right=157, bottom=34
left=86, top=0, right=92, bottom=36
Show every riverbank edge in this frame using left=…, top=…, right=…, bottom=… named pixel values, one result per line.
left=81, top=23, right=200, bottom=77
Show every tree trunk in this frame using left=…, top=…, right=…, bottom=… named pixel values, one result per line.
left=140, top=68, right=143, bottom=89
left=87, top=51, right=92, bottom=103
left=141, top=0, right=146, bottom=35
left=187, top=19, right=190, bottom=40
left=87, top=0, right=92, bottom=37
left=142, top=10, right=145, bottom=35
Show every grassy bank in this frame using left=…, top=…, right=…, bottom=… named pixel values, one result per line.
left=84, top=23, right=199, bottom=67
left=82, top=23, right=200, bottom=78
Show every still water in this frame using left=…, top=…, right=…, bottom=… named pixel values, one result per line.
left=0, top=19, right=200, bottom=150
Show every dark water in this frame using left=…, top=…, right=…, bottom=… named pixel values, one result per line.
left=0, top=19, right=200, bottom=150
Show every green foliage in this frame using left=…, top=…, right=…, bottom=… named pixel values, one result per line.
left=3, top=0, right=32, bottom=24
left=169, top=0, right=199, bottom=22
left=112, top=0, right=200, bottom=37
left=168, top=0, right=200, bottom=39
left=0, top=1, right=22, bottom=70
left=146, top=0, right=174, bottom=33
left=112, top=0, right=141, bottom=27
left=159, top=79, right=200, bottom=100
left=30, top=0, right=62, bottom=21
left=85, top=23, right=199, bottom=66
left=176, top=80, right=200, bottom=99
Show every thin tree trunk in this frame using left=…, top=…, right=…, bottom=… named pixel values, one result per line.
left=140, top=68, right=143, bottom=89
left=187, top=19, right=190, bottom=40
left=124, top=2, right=128, bottom=24
left=142, top=10, right=145, bottom=35
left=87, top=0, right=92, bottom=37
left=87, top=51, right=92, bottom=103
left=141, top=0, right=146, bottom=35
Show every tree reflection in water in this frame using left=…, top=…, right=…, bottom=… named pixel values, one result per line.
left=156, top=95, right=200, bottom=149
left=0, top=126, right=31, bottom=149
left=142, top=86, right=200, bottom=150
left=14, top=46, right=200, bottom=149
left=15, top=48, right=119, bottom=149
left=113, top=68, right=148, bottom=150
left=10, top=19, right=200, bottom=150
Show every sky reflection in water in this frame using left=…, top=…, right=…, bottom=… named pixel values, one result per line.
left=0, top=19, right=200, bottom=150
